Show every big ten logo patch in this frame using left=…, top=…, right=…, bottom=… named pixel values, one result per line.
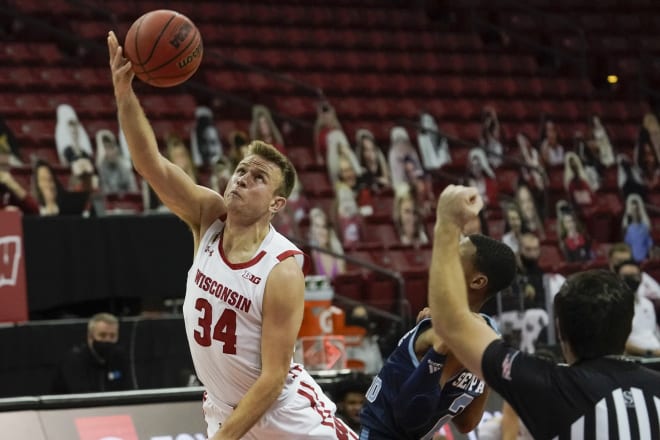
left=241, top=270, right=261, bottom=285
left=0, top=236, right=21, bottom=287
left=75, top=415, right=138, bottom=440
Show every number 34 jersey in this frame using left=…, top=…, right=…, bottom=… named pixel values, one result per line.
left=183, top=219, right=306, bottom=407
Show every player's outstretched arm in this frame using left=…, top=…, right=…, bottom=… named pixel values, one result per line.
left=211, top=257, right=305, bottom=440
left=428, top=185, right=498, bottom=379
left=107, top=31, right=225, bottom=236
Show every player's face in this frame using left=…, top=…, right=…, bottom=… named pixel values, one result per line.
left=224, top=155, right=284, bottom=215
left=339, top=392, right=365, bottom=422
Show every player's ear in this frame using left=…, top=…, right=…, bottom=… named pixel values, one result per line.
left=468, top=273, right=488, bottom=291
left=270, top=196, right=286, bottom=214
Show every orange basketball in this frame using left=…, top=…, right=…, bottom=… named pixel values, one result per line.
left=123, top=10, right=203, bottom=88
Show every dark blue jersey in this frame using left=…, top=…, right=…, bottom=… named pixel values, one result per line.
left=360, top=317, right=496, bottom=440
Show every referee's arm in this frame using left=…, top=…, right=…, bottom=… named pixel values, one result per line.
left=427, top=186, right=499, bottom=380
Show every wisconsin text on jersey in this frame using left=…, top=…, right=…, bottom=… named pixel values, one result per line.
left=193, top=269, right=252, bottom=313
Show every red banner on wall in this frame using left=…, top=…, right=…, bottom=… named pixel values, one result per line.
left=0, top=210, right=28, bottom=322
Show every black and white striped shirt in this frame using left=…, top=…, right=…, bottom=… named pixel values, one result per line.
left=482, top=340, right=660, bottom=440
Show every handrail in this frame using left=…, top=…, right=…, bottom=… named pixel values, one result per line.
left=290, top=238, right=411, bottom=329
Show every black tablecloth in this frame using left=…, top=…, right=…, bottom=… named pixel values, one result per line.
left=23, top=214, right=193, bottom=313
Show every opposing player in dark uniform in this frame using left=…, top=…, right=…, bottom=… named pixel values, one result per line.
left=360, top=234, right=517, bottom=439
left=429, top=185, right=660, bottom=440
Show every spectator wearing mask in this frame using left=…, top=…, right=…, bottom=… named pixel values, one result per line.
left=609, top=242, right=660, bottom=302
left=51, top=313, right=134, bottom=393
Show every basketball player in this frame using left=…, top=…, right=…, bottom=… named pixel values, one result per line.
left=107, top=32, right=357, bottom=440
left=429, top=185, right=660, bottom=439
left=360, top=235, right=517, bottom=439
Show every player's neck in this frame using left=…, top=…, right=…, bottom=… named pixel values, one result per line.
left=222, top=218, right=271, bottom=258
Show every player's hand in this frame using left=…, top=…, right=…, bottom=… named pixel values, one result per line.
left=435, top=184, right=483, bottom=230
left=107, top=31, right=134, bottom=99
left=416, top=307, right=432, bottom=323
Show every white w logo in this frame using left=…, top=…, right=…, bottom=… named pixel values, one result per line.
left=0, top=235, right=21, bottom=288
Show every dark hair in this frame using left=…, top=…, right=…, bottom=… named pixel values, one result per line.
left=468, top=234, right=517, bottom=296
left=31, top=159, right=64, bottom=206
left=246, top=140, right=297, bottom=198
left=554, top=270, right=634, bottom=360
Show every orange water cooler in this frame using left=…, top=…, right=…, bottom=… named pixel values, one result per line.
left=294, top=275, right=347, bottom=371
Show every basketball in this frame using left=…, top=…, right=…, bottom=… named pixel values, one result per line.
left=123, top=10, right=203, bottom=88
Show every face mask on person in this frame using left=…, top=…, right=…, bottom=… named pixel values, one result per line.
left=622, top=275, right=641, bottom=293
left=520, top=255, right=539, bottom=271
left=91, top=340, right=119, bottom=363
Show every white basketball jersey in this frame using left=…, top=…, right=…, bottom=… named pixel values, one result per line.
left=183, top=219, right=307, bottom=407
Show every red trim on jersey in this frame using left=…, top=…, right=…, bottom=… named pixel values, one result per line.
left=297, top=387, right=335, bottom=428
left=276, top=250, right=312, bottom=276
left=217, top=232, right=268, bottom=270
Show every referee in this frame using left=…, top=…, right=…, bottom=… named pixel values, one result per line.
left=428, top=185, right=660, bottom=440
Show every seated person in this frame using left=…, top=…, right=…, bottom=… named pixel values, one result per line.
left=615, top=260, right=660, bottom=357
left=32, top=159, right=64, bottom=216
left=479, top=105, right=504, bottom=169
left=0, top=143, right=38, bottom=214
left=333, top=373, right=371, bottom=434
left=308, top=207, right=345, bottom=279
left=622, top=193, right=654, bottom=262
left=355, top=128, right=391, bottom=192
left=190, top=106, right=223, bottom=167
left=388, top=126, right=423, bottom=188
left=334, top=183, right=364, bottom=249
left=465, top=148, right=498, bottom=208
left=608, top=242, right=660, bottom=301
left=563, top=152, right=595, bottom=217
left=417, top=112, right=450, bottom=170
left=250, top=104, right=285, bottom=154
left=539, top=118, right=565, bottom=167
left=557, top=202, right=592, bottom=263
left=95, top=129, right=138, bottom=194
left=51, top=313, right=134, bottom=393
left=393, top=184, right=429, bottom=247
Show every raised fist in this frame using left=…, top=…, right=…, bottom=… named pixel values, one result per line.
left=435, top=185, right=483, bottom=230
